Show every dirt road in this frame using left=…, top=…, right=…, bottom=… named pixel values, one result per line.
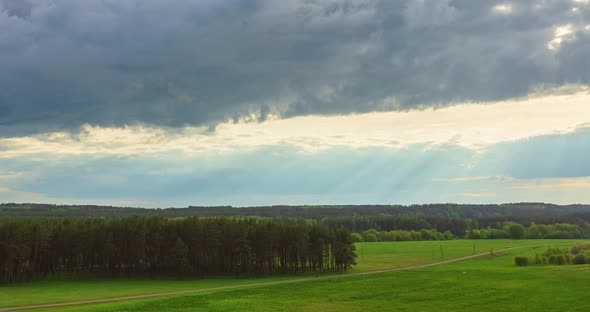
left=0, top=246, right=522, bottom=312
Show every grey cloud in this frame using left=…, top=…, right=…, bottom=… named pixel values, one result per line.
left=0, top=0, right=32, bottom=18
left=404, top=0, right=458, bottom=29
left=1, top=0, right=589, bottom=137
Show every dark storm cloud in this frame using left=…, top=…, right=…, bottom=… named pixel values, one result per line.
left=0, top=0, right=32, bottom=18
left=1, top=0, right=589, bottom=137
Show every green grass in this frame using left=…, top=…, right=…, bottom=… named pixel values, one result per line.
left=0, top=239, right=586, bottom=310
left=0, top=275, right=304, bottom=309
left=42, top=246, right=590, bottom=312
left=351, top=239, right=572, bottom=272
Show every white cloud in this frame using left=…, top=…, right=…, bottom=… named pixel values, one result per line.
left=548, top=24, right=576, bottom=51
left=433, top=174, right=590, bottom=190
left=1, top=87, right=589, bottom=158
left=0, top=186, right=164, bottom=207
left=443, top=175, right=590, bottom=204
left=0, top=171, right=23, bottom=180
left=492, top=4, right=513, bottom=14
left=509, top=177, right=590, bottom=189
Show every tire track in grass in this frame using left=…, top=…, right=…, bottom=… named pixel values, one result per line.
left=0, top=246, right=536, bottom=311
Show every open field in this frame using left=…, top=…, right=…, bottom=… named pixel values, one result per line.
left=351, top=239, right=578, bottom=272
left=0, top=239, right=587, bottom=311
left=38, top=246, right=590, bottom=312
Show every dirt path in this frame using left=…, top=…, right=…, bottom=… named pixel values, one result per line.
left=0, top=246, right=524, bottom=311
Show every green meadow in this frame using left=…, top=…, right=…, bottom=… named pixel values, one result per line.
left=44, top=248, right=590, bottom=312
left=351, top=239, right=570, bottom=271
left=1, top=239, right=588, bottom=311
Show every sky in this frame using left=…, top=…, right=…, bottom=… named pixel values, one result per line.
left=1, top=0, right=590, bottom=207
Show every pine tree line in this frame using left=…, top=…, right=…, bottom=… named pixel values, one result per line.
left=0, top=217, right=357, bottom=283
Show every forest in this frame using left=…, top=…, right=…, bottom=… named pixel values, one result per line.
left=4, top=203, right=590, bottom=236
left=3, top=203, right=590, bottom=245
left=3, top=203, right=590, bottom=220
left=2, top=203, right=589, bottom=284
left=350, top=221, right=590, bottom=242
left=0, top=217, right=357, bottom=283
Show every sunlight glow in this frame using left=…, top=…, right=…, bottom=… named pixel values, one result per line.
left=1, top=87, right=590, bottom=158
left=510, top=177, right=590, bottom=190
left=492, top=4, right=513, bottom=14
left=547, top=24, right=576, bottom=50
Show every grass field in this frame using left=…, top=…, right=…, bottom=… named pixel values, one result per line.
left=44, top=246, right=590, bottom=312
left=1, top=239, right=588, bottom=311
left=351, top=239, right=573, bottom=272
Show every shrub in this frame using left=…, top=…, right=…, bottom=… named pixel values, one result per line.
left=380, top=231, right=395, bottom=242
left=526, top=223, right=544, bottom=239
left=409, top=231, right=422, bottom=241
left=362, top=229, right=381, bottom=242
left=571, top=243, right=590, bottom=255
left=565, top=253, right=573, bottom=264
left=466, top=229, right=481, bottom=239
left=350, top=233, right=364, bottom=242
left=573, top=253, right=586, bottom=265
left=514, top=256, right=529, bottom=266
left=477, top=229, right=489, bottom=239
left=533, top=254, right=543, bottom=265
left=549, top=254, right=567, bottom=265
left=507, top=223, right=525, bottom=239
left=391, top=230, right=412, bottom=241
left=488, top=229, right=508, bottom=239
left=543, top=247, right=564, bottom=257
left=364, top=233, right=379, bottom=242
left=443, top=230, right=454, bottom=240
left=419, top=229, right=438, bottom=240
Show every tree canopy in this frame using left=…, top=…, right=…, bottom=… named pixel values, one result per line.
left=0, top=217, right=356, bottom=284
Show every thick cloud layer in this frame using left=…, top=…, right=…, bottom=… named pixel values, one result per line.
left=1, top=0, right=589, bottom=136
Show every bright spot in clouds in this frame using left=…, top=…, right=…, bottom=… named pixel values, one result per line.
left=548, top=24, right=576, bottom=50
left=492, top=4, right=513, bottom=14
left=1, top=0, right=590, bottom=207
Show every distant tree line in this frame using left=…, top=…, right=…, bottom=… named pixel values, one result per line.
left=3, top=203, right=590, bottom=241
left=351, top=229, right=454, bottom=242
left=466, top=222, right=590, bottom=240
left=320, top=215, right=467, bottom=236
left=352, top=222, right=590, bottom=242
left=0, top=217, right=356, bottom=284
left=3, top=203, right=590, bottom=222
